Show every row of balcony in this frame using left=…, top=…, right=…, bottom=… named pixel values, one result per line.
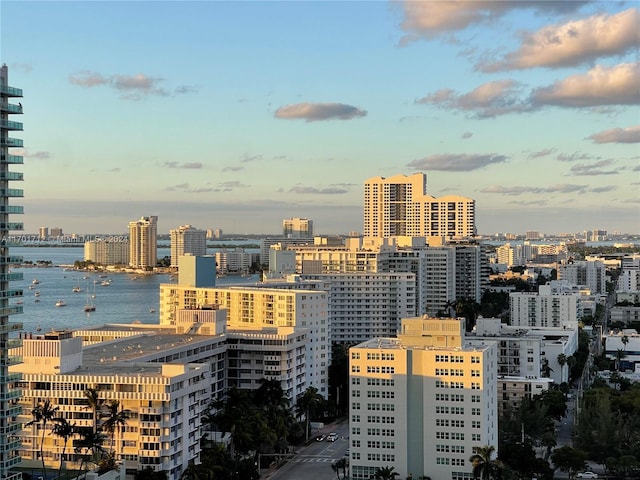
left=0, top=223, right=23, bottom=231
left=0, top=289, right=23, bottom=299
left=0, top=189, right=23, bottom=198
left=0, top=85, right=23, bottom=97
left=0, top=256, right=22, bottom=265
left=0, top=323, right=23, bottom=334
left=0, top=137, right=23, bottom=148
left=0, top=154, right=23, bottom=164
left=0, top=172, right=23, bottom=181
left=0, top=404, right=22, bottom=418
left=0, top=120, right=23, bottom=131
left=0, top=103, right=22, bottom=115
left=0, top=355, right=22, bottom=366
left=0, top=273, right=22, bottom=282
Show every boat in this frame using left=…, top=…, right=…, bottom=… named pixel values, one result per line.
left=55, top=300, right=67, bottom=307
left=101, top=280, right=111, bottom=286
left=32, top=279, right=40, bottom=285
left=149, top=308, right=156, bottom=313
left=34, top=291, right=40, bottom=297
left=72, top=286, right=82, bottom=293
left=35, top=325, right=42, bottom=332
left=84, top=285, right=96, bottom=312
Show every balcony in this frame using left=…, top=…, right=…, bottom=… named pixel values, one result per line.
left=0, top=355, right=22, bottom=366
left=0, top=272, right=23, bottom=282
left=0, top=256, right=23, bottom=265
left=0, top=85, right=23, bottom=97
left=0, top=223, right=24, bottom=231
left=0, top=120, right=23, bottom=131
left=0, top=322, right=23, bottom=334
left=0, top=306, right=23, bottom=316
left=0, top=103, right=23, bottom=114
left=0, top=189, right=23, bottom=198
left=0, top=172, right=23, bottom=181
left=0, top=389, right=21, bottom=401
left=0, top=154, right=23, bottom=165
left=0, top=137, right=23, bottom=148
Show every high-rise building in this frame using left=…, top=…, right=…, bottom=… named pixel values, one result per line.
left=169, top=224, right=206, bottom=267
left=38, top=227, right=48, bottom=240
left=364, top=173, right=476, bottom=239
left=558, top=259, right=607, bottom=295
left=128, top=216, right=158, bottom=269
left=50, top=227, right=63, bottom=238
left=283, top=217, right=314, bottom=239
left=0, top=63, right=24, bottom=480
left=349, top=316, right=498, bottom=480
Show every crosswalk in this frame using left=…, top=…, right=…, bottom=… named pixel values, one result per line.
left=292, top=457, right=335, bottom=463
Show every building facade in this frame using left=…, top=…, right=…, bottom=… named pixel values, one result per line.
left=558, top=260, right=606, bottom=295
left=128, top=216, right=158, bottom=269
left=283, top=217, right=314, bottom=239
left=0, top=64, right=24, bottom=480
left=364, top=173, right=476, bottom=239
left=84, top=238, right=130, bottom=265
left=169, top=225, right=206, bottom=267
left=349, top=317, right=498, bottom=480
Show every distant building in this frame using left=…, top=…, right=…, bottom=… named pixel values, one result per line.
left=526, top=231, right=541, bottom=240
left=215, top=248, right=252, bottom=275
left=38, top=226, right=48, bottom=240
left=84, top=238, right=130, bottom=265
left=50, top=226, right=63, bottom=238
left=283, top=217, right=314, bottom=239
left=170, top=224, right=206, bottom=267
left=364, top=173, right=476, bottom=239
left=128, top=216, right=158, bottom=269
left=558, top=259, right=606, bottom=295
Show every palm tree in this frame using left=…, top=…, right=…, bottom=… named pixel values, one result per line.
left=469, top=445, right=504, bottom=480
left=621, top=335, right=629, bottom=350
left=557, top=353, right=567, bottom=379
left=295, top=386, right=323, bottom=441
left=614, top=348, right=627, bottom=371
left=101, top=399, right=129, bottom=461
left=51, top=417, right=76, bottom=480
left=74, top=428, right=108, bottom=479
left=331, top=461, right=342, bottom=480
left=336, top=457, right=349, bottom=479
left=372, top=466, right=400, bottom=480
left=84, top=387, right=103, bottom=435
left=26, top=399, right=60, bottom=480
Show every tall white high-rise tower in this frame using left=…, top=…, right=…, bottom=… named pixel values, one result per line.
left=170, top=224, right=206, bottom=267
left=128, top=215, right=158, bottom=268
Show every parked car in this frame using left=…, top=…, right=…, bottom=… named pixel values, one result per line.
left=315, top=434, right=326, bottom=442
left=577, top=472, right=598, bottom=479
left=326, top=432, right=338, bottom=442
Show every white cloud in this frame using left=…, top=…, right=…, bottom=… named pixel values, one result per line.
left=531, top=63, right=640, bottom=107
left=589, top=125, right=640, bottom=143
left=480, top=8, right=640, bottom=71
left=416, top=80, right=528, bottom=118
left=69, top=71, right=198, bottom=100
left=397, top=0, right=588, bottom=43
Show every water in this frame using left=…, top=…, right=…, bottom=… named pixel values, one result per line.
left=11, top=246, right=260, bottom=334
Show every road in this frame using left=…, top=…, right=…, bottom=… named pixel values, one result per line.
left=264, top=420, right=350, bottom=480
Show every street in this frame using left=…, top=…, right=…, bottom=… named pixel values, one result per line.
left=264, top=420, right=350, bottom=480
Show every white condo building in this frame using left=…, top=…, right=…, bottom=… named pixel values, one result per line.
left=509, top=287, right=580, bottom=329
left=170, top=225, right=206, bottom=267
left=128, top=216, right=158, bottom=269
left=349, top=316, right=498, bottom=480
left=364, top=173, right=475, bottom=239
left=84, top=238, right=130, bottom=265
left=558, top=260, right=606, bottom=295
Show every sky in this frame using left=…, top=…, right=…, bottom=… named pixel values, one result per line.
left=1, top=0, right=639, bottom=236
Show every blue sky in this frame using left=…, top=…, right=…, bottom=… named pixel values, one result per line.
left=2, top=1, right=639, bottom=236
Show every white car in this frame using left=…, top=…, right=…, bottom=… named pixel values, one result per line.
left=326, top=432, right=338, bottom=442
left=577, top=472, right=598, bottom=479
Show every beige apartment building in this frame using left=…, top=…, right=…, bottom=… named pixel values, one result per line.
left=364, top=173, right=476, bottom=239
left=128, top=216, right=158, bottom=269
left=159, top=283, right=330, bottom=396
left=349, top=316, right=498, bottom=480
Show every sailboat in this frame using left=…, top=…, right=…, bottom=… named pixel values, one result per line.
left=84, top=283, right=96, bottom=312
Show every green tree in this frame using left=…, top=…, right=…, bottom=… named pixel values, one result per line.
left=73, top=428, right=108, bottom=480
left=101, top=399, right=129, bottom=461
left=207, top=387, right=254, bottom=458
left=550, top=445, right=586, bottom=479
left=51, top=417, right=76, bottom=480
left=470, top=445, right=504, bottom=480
left=26, top=399, right=60, bottom=480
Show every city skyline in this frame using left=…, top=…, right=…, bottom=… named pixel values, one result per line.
left=2, top=1, right=639, bottom=235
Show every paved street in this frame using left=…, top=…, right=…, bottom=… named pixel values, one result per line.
left=264, top=420, right=350, bottom=480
